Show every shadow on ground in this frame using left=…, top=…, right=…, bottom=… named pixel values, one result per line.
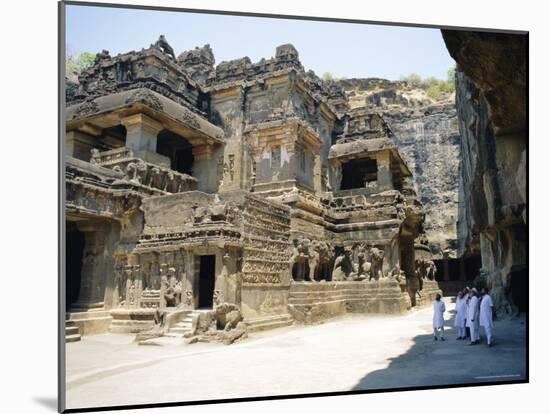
left=33, top=397, right=57, bottom=411
left=352, top=316, right=527, bottom=391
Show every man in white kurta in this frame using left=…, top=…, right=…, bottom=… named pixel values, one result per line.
left=466, top=288, right=480, bottom=345
left=433, top=294, right=446, bottom=341
left=454, top=291, right=468, bottom=339
left=480, top=288, right=494, bottom=347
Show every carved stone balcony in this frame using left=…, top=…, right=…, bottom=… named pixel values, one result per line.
left=90, top=147, right=197, bottom=194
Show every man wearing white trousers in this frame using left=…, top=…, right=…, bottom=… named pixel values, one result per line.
left=454, top=290, right=468, bottom=340
left=480, top=287, right=494, bottom=347
left=432, top=293, right=446, bottom=341
left=466, top=288, right=480, bottom=345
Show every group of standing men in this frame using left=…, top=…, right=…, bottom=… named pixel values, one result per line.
left=432, top=287, right=494, bottom=347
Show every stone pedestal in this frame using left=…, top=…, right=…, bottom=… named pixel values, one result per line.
left=287, top=279, right=410, bottom=324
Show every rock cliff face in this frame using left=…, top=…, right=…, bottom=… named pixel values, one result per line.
left=337, top=78, right=460, bottom=258
left=442, top=30, right=527, bottom=313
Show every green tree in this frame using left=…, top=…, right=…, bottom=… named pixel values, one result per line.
left=401, top=73, right=422, bottom=87
left=66, top=50, right=96, bottom=75
left=447, top=65, right=456, bottom=83
left=322, top=72, right=334, bottom=81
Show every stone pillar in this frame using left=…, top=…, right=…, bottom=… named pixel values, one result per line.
left=330, top=161, right=342, bottom=192
left=313, top=153, right=322, bottom=194
left=285, top=144, right=297, bottom=181
left=121, top=114, right=169, bottom=166
left=377, top=151, right=393, bottom=191
left=192, top=144, right=217, bottom=192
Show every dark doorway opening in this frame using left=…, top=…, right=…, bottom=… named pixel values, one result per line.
left=434, top=255, right=482, bottom=283
left=66, top=224, right=86, bottom=311
left=510, top=267, right=528, bottom=313
left=101, top=125, right=126, bottom=150
left=157, top=130, right=194, bottom=175
left=198, top=255, right=216, bottom=309
left=340, top=158, right=377, bottom=190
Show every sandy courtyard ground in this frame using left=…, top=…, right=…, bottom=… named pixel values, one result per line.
left=65, top=297, right=527, bottom=410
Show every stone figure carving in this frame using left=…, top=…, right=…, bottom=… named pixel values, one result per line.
left=154, top=35, right=176, bottom=59
left=415, top=259, right=436, bottom=281
left=426, top=260, right=437, bottom=280
left=90, top=148, right=100, bottom=164
left=414, top=259, right=428, bottom=279
left=184, top=290, right=193, bottom=307
left=306, top=240, right=320, bottom=282
left=290, top=238, right=311, bottom=281
left=135, top=60, right=146, bottom=78
left=214, top=303, right=243, bottom=331
left=332, top=248, right=353, bottom=281
left=124, top=89, right=164, bottom=111
left=126, top=162, right=138, bottom=183
left=161, top=267, right=180, bottom=307
left=369, top=247, right=385, bottom=280
left=185, top=303, right=248, bottom=345
left=354, top=244, right=371, bottom=280
left=72, top=100, right=99, bottom=119
left=125, top=265, right=142, bottom=309
left=314, top=240, right=334, bottom=280
left=136, top=161, right=148, bottom=184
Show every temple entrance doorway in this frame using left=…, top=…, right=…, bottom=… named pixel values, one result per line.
left=66, top=223, right=86, bottom=311
left=198, top=255, right=216, bottom=309
left=511, top=267, right=528, bottom=313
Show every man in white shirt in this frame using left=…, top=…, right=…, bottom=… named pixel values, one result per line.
left=480, top=287, right=494, bottom=347
left=466, top=288, right=480, bottom=345
left=433, top=293, right=446, bottom=341
left=454, top=291, right=468, bottom=340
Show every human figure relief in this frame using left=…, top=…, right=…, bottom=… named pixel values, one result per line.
left=369, top=247, right=385, bottom=280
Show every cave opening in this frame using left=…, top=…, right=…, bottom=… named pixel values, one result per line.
left=434, top=256, right=482, bottom=283
left=510, top=267, right=528, bottom=313
left=156, top=129, right=194, bottom=175
left=340, top=158, right=377, bottom=190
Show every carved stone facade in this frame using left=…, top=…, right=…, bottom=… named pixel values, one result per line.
left=65, top=38, right=441, bottom=336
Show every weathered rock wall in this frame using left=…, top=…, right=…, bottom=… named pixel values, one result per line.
left=337, top=79, right=460, bottom=258
left=442, top=30, right=527, bottom=313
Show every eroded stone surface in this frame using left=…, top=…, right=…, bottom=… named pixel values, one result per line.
left=442, top=31, right=527, bottom=314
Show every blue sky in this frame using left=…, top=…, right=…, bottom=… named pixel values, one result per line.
left=66, top=4, right=455, bottom=81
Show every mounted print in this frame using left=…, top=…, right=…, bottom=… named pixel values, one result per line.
left=59, top=1, right=528, bottom=412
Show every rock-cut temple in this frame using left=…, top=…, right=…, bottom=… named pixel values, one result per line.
left=64, top=37, right=441, bottom=341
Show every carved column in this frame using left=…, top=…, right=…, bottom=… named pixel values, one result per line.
left=192, top=144, right=218, bottom=192
left=121, top=113, right=169, bottom=166
left=377, top=151, right=394, bottom=191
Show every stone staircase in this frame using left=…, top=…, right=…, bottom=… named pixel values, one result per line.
left=165, top=309, right=294, bottom=337
left=245, top=314, right=294, bottom=333
left=67, top=310, right=113, bottom=335
left=65, top=320, right=82, bottom=343
left=165, top=312, right=195, bottom=337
